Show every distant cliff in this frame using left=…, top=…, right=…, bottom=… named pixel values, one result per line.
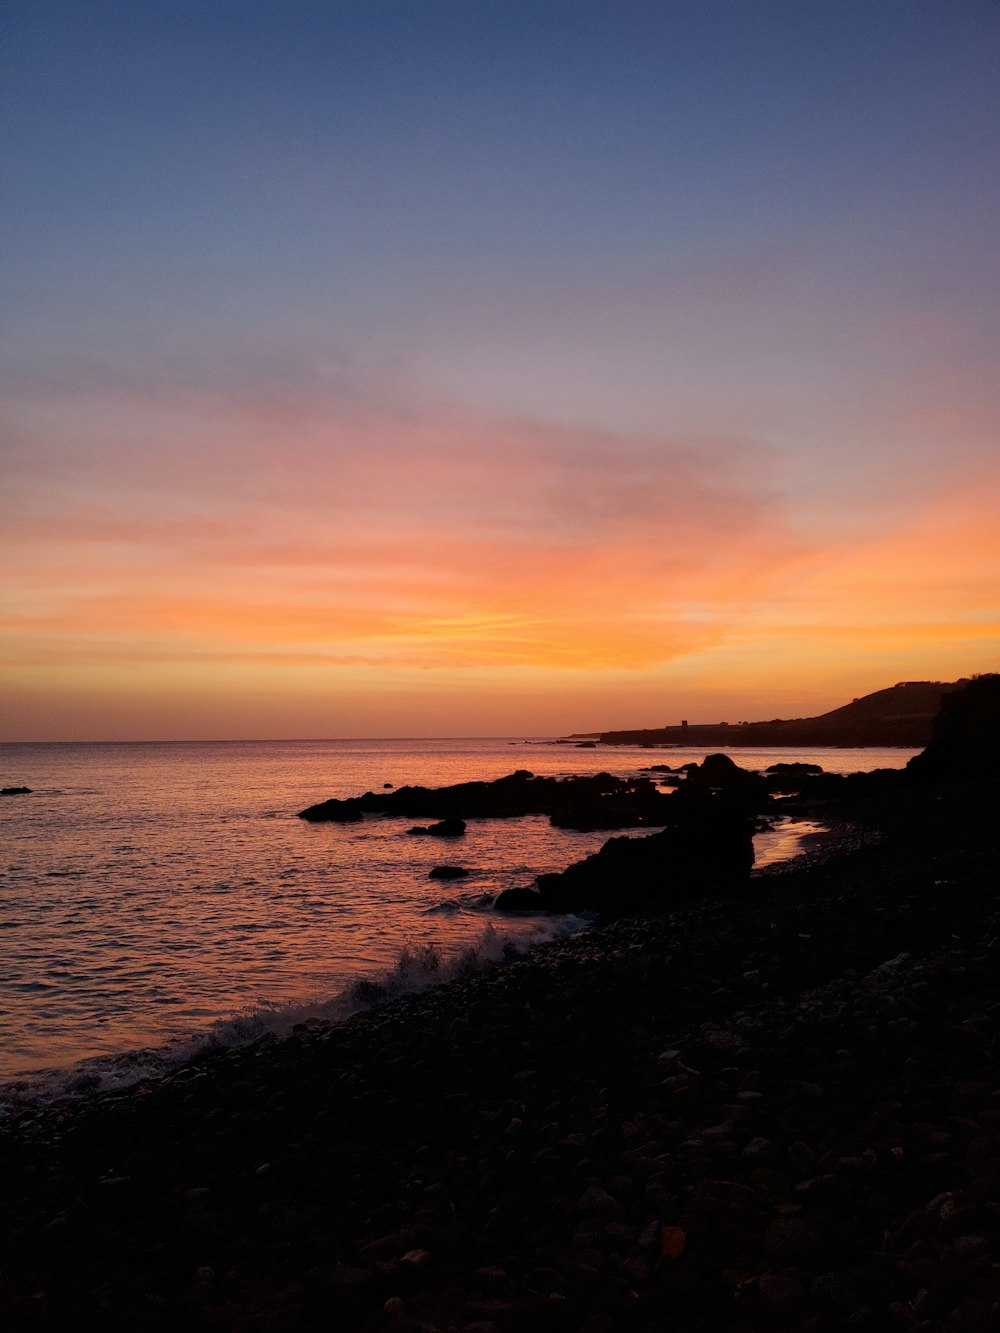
left=597, top=680, right=967, bottom=748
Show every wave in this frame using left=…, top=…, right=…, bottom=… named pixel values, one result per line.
left=0, top=916, right=589, bottom=1113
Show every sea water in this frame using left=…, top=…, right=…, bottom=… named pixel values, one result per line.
left=0, top=738, right=916, bottom=1094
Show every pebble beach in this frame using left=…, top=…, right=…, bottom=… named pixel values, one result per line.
left=2, top=772, right=999, bottom=1332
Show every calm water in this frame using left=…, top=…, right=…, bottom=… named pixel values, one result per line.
left=0, top=738, right=916, bottom=1093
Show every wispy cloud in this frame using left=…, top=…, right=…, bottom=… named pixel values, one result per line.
left=2, top=377, right=801, bottom=673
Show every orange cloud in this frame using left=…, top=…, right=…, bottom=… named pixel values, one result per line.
left=2, top=378, right=998, bottom=737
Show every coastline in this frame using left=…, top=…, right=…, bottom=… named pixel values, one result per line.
left=2, top=779, right=998, bottom=1330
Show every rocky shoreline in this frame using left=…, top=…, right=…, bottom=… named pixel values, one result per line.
left=1, top=773, right=998, bottom=1332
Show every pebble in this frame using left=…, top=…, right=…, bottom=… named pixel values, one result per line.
left=758, top=1272, right=806, bottom=1309
left=576, top=1186, right=624, bottom=1218
left=401, top=1249, right=432, bottom=1267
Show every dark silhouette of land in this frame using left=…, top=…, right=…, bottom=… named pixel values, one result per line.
left=587, top=678, right=964, bottom=748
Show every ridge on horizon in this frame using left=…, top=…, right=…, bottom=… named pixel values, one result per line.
left=580, top=678, right=978, bottom=749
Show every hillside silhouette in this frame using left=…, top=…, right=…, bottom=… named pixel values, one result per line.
left=595, top=679, right=966, bottom=748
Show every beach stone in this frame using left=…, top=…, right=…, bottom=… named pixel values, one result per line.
left=811, top=1272, right=865, bottom=1313
left=576, top=1186, right=624, bottom=1218
left=401, top=1248, right=432, bottom=1267
left=577, top=1317, right=616, bottom=1333
left=787, top=1140, right=818, bottom=1176
left=758, top=1272, right=806, bottom=1310
left=763, top=1216, right=822, bottom=1263
left=328, top=1262, right=373, bottom=1287
left=949, top=1233, right=988, bottom=1257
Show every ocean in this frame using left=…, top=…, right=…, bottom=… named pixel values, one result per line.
left=0, top=737, right=917, bottom=1099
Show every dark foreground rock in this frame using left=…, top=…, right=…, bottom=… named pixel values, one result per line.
left=496, top=790, right=753, bottom=916
left=2, top=781, right=999, bottom=1332
left=907, top=673, right=1000, bottom=783
left=1, top=785, right=31, bottom=795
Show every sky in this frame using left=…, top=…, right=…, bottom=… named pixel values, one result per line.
left=2, top=0, right=999, bottom=740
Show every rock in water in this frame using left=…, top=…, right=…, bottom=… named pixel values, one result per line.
left=496, top=789, right=753, bottom=916
left=684, top=753, right=770, bottom=808
left=408, top=817, right=466, bottom=837
left=297, top=798, right=364, bottom=822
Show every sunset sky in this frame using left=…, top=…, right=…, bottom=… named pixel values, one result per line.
left=3, top=1, right=999, bottom=739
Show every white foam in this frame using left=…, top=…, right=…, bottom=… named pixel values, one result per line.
left=0, top=917, right=587, bottom=1112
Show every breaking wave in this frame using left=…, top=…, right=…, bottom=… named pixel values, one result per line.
left=0, top=916, right=588, bottom=1113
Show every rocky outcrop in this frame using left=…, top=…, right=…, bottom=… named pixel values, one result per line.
left=907, top=674, right=1000, bottom=784
left=684, top=753, right=770, bottom=809
left=408, top=818, right=466, bottom=837
left=1, top=786, right=31, bottom=796
left=298, top=770, right=675, bottom=830
left=496, top=790, right=754, bottom=916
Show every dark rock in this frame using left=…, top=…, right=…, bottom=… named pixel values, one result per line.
left=299, top=769, right=675, bottom=828
left=493, top=886, right=544, bottom=913
left=763, top=762, right=824, bottom=777
left=409, top=817, right=466, bottom=837
left=685, top=753, right=770, bottom=808
left=576, top=1186, right=624, bottom=1217
left=907, top=674, right=1000, bottom=783
left=498, top=789, right=753, bottom=916
left=762, top=1216, right=822, bottom=1263
left=297, top=797, right=364, bottom=822
left=757, top=1273, right=806, bottom=1310
left=428, top=865, right=470, bottom=880
left=1, top=786, right=31, bottom=796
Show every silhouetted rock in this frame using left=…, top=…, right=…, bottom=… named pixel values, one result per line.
left=409, top=817, right=466, bottom=837
left=297, top=798, right=364, bottom=822
left=492, top=885, right=543, bottom=911
left=427, top=865, right=470, bottom=879
left=907, top=675, right=1000, bottom=784
left=549, top=776, right=674, bottom=830
left=684, top=753, right=770, bottom=811
left=299, top=770, right=675, bottom=829
left=497, top=790, right=753, bottom=916
left=1, top=786, right=31, bottom=796
left=764, top=762, right=824, bottom=777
